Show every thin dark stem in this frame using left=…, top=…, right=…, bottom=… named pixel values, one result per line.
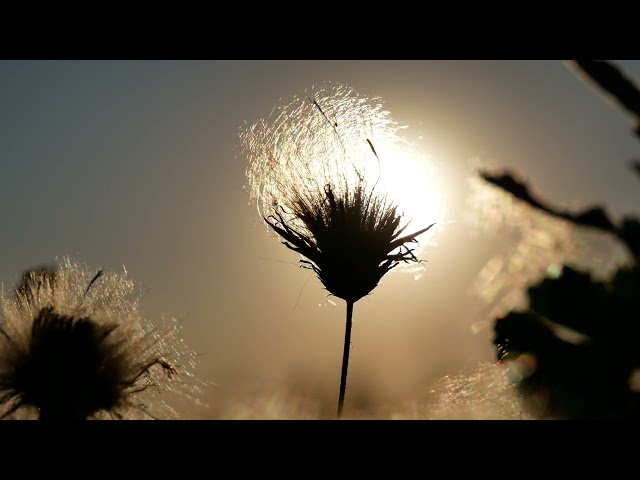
left=337, top=300, right=354, bottom=419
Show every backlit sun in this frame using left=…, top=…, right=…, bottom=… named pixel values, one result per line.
left=241, top=81, right=447, bottom=276
left=366, top=139, right=447, bottom=266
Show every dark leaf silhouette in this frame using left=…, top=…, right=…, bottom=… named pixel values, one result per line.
left=618, top=217, right=640, bottom=257
left=494, top=265, right=640, bottom=419
left=569, top=60, right=640, bottom=137
left=480, top=171, right=617, bottom=233
left=526, top=266, right=606, bottom=337
left=485, top=60, right=640, bottom=419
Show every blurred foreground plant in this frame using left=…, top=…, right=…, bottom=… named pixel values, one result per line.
left=480, top=60, right=640, bottom=419
left=240, top=83, right=434, bottom=418
left=0, top=258, right=203, bottom=420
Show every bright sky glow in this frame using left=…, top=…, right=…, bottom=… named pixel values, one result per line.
left=241, top=82, right=447, bottom=275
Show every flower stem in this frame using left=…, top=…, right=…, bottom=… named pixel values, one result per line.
left=337, top=300, right=354, bottom=419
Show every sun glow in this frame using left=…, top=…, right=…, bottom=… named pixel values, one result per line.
left=241, top=82, right=447, bottom=276
left=370, top=141, right=447, bottom=256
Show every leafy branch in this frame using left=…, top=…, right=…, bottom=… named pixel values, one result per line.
left=482, top=60, right=640, bottom=419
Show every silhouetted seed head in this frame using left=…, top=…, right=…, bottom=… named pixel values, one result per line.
left=266, top=181, right=433, bottom=302
left=241, top=82, right=435, bottom=302
left=0, top=258, right=202, bottom=420
left=241, top=83, right=438, bottom=419
left=8, top=306, right=124, bottom=420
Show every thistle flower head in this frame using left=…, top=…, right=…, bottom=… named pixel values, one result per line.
left=0, top=258, right=202, bottom=420
left=266, top=180, right=433, bottom=302
left=240, top=82, right=435, bottom=302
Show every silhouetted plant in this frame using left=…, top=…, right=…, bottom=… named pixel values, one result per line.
left=240, top=82, right=434, bottom=419
left=481, top=60, right=640, bottom=419
left=0, top=258, right=202, bottom=420
left=570, top=60, right=640, bottom=139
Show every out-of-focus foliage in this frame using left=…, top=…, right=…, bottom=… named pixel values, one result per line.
left=484, top=60, right=640, bottom=419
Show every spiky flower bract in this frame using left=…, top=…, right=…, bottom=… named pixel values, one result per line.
left=0, top=258, right=203, bottom=420
left=240, top=82, right=434, bottom=418
left=266, top=180, right=433, bottom=303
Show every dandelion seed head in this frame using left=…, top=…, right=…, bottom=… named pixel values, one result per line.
left=0, top=257, right=204, bottom=420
